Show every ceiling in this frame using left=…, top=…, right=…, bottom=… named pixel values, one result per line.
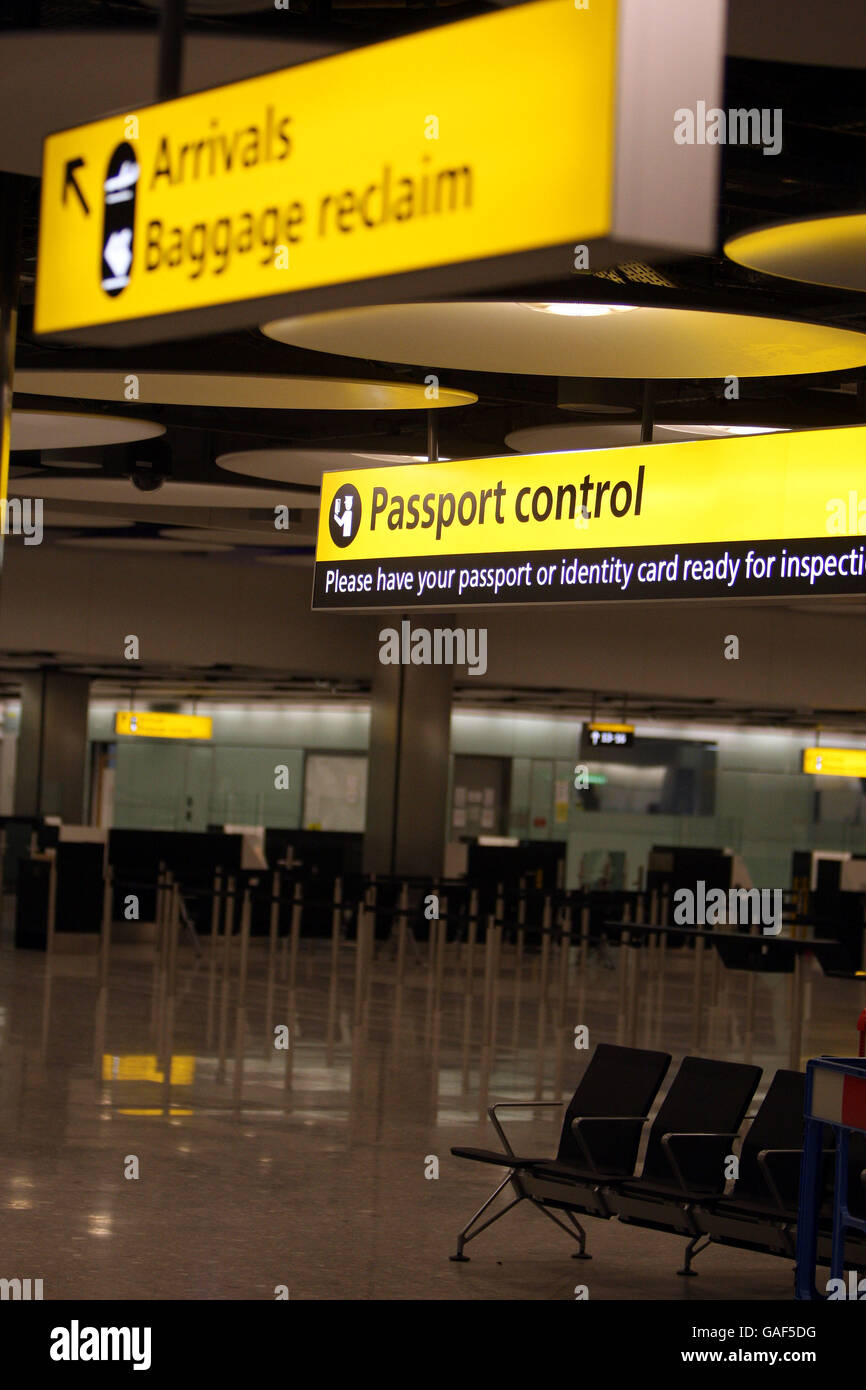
left=1, top=0, right=865, bottom=722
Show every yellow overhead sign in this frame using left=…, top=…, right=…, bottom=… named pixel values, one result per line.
left=35, top=0, right=617, bottom=343
left=313, top=425, right=866, bottom=609
left=115, top=711, right=212, bottom=740
left=803, top=748, right=866, bottom=778
left=587, top=723, right=635, bottom=747
left=102, top=1054, right=196, bottom=1084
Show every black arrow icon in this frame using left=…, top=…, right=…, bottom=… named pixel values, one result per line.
left=63, top=158, right=89, bottom=215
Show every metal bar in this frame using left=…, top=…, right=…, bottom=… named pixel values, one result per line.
left=460, top=892, right=478, bottom=1093
left=157, top=0, right=187, bottom=103
left=265, top=867, right=280, bottom=1041
left=289, top=879, right=302, bottom=994
left=789, top=951, right=805, bottom=1070
left=233, top=886, right=251, bottom=1108
left=534, top=896, right=552, bottom=1100
left=205, top=868, right=222, bottom=1048
left=692, top=933, right=705, bottom=1054
left=326, top=876, right=342, bottom=1063
left=427, top=408, right=439, bottom=463
left=216, top=875, right=235, bottom=1084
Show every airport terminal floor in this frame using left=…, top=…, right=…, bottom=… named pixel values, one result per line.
left=4, top=922, right=862, bottom=1302
left=3, top=0, right=866, bottom=1365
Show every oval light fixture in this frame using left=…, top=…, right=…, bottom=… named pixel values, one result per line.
left=56, top=537, right=234, bottom=553
left=725, top=213, right=866, bottom=293
left=158, top=526, right=303, bottom=548
left=217, top=449, right=450, bottom=486
left=504, top=422, right=788, bottom=454
left=10, top=410, right=165, bottom=451
left=7, top=476, right=315, bottom=510
left=263, top=302, right=866, bottom=379
left=14, top=369, right=476, bottom=412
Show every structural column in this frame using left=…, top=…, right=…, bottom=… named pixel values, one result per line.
left=15, top=669, right=90, bottom=823
left=364, top=633, right=452, bottom=878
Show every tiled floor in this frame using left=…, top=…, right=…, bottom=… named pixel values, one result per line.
left=0, top=915, right=859, bottom=1299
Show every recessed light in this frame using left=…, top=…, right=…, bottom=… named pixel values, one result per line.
left=521, top=303, right=638, bottom=317
left=353, top=453, right=452, bottom=463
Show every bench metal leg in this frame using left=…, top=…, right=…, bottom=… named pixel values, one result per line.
left=450, top=1172, right=525, bottom=1262
left=531, top=1200, right=592, bottom=1259
left=677, top=1234, right=711, bottom=1276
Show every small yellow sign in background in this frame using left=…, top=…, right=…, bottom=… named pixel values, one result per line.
left=803, top=748, right=866, bottom=778
left=115, top=711, right=212, bottom=740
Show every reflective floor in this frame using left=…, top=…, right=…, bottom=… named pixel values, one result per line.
left=0, top=912, right=859, bottom=1300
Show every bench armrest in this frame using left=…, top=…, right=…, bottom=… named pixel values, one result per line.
left=661, top=1132, right=740, bottom=1195
left=756, top=1148, right=802, bottom=1212
left=570, top=1116, right=647, bottom=1175
left=488, top=1101, right=563, bottom=1157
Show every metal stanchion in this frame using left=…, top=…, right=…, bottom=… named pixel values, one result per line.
left=655, top=891, right=669, bottom=1049
left=289, top=880, right=302, bottom=994
left=692, top=930, right=705, bottom=1054
left=265, top=867, right=280, bottom=1042
left=206, top=868, right=222, bottom=1048
left=576, top=902, right=590, bottom=1024
left=627, top=896, right=642, bottom=1047
left=155, top=870, right=174, bottom=1060
left=216, top=875, right=235, bottom=1083
left=460, top=889, right=478, bottom=1093
left=161, top=880, right=180, bottom=1100
left=233, top=886, right=251, bottom=1107
left=493, top=909, right=506, bottom=1042
left=744, top=922, right=757, bottom=1065
left=534, top=896, right=552, bottom=1100
left=512, top=889, right=526, bottom=1048
left=616, top=902, right=632, bottom=1046
left=554, top=902, right=572, bottom=1098
left=425, top=879, right=439, bottom=1038
left=392, top=880, right=408, bottom=1042
left=353, top=896, right=367, bottom=1028
left=93, top=863, right=112, bottom=1081
left=363, top=876, right=377, bottom=1007
left=45, top=847, right=58, bottom=959
left=432, top=895, right=447, bottom=1031
left=326, top=877, right=342, bottom=1063
left=477, top=913, right=496, bottom=1120
left=789, top=950, right=806, bottom=1070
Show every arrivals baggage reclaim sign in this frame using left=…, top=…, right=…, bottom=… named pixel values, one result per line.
left=34, top=0, right=723, bottom=344
left=312, top=425, right=866, bottom=610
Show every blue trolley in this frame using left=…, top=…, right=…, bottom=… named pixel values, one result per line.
left=796, top=1054, right=866, bottom=1299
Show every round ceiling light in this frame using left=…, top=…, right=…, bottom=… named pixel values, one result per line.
left=262, top=302, right=866, bottom=379
left=158, top=526, right=304, bottom=548
left=658, top=423, right=788, bottom=438
left=725, top=213, right=866, bottom=293
left=10, top=410, right=165, bottom=451
left=14, top=369, right=476, bottom=412
left=506, top=424, right=644, bottom=452
left=56, top=537, right=234, bottom=553
left=217, top=449, right=448, bottom=486
left=41, top=512, right=134, bottom=529
left=505, top=421, right=788, bottom=453
left=7, top=476, right=315, bottom=509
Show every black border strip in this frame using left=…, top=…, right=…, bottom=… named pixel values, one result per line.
left=312, top=535, right=866, bottom=610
